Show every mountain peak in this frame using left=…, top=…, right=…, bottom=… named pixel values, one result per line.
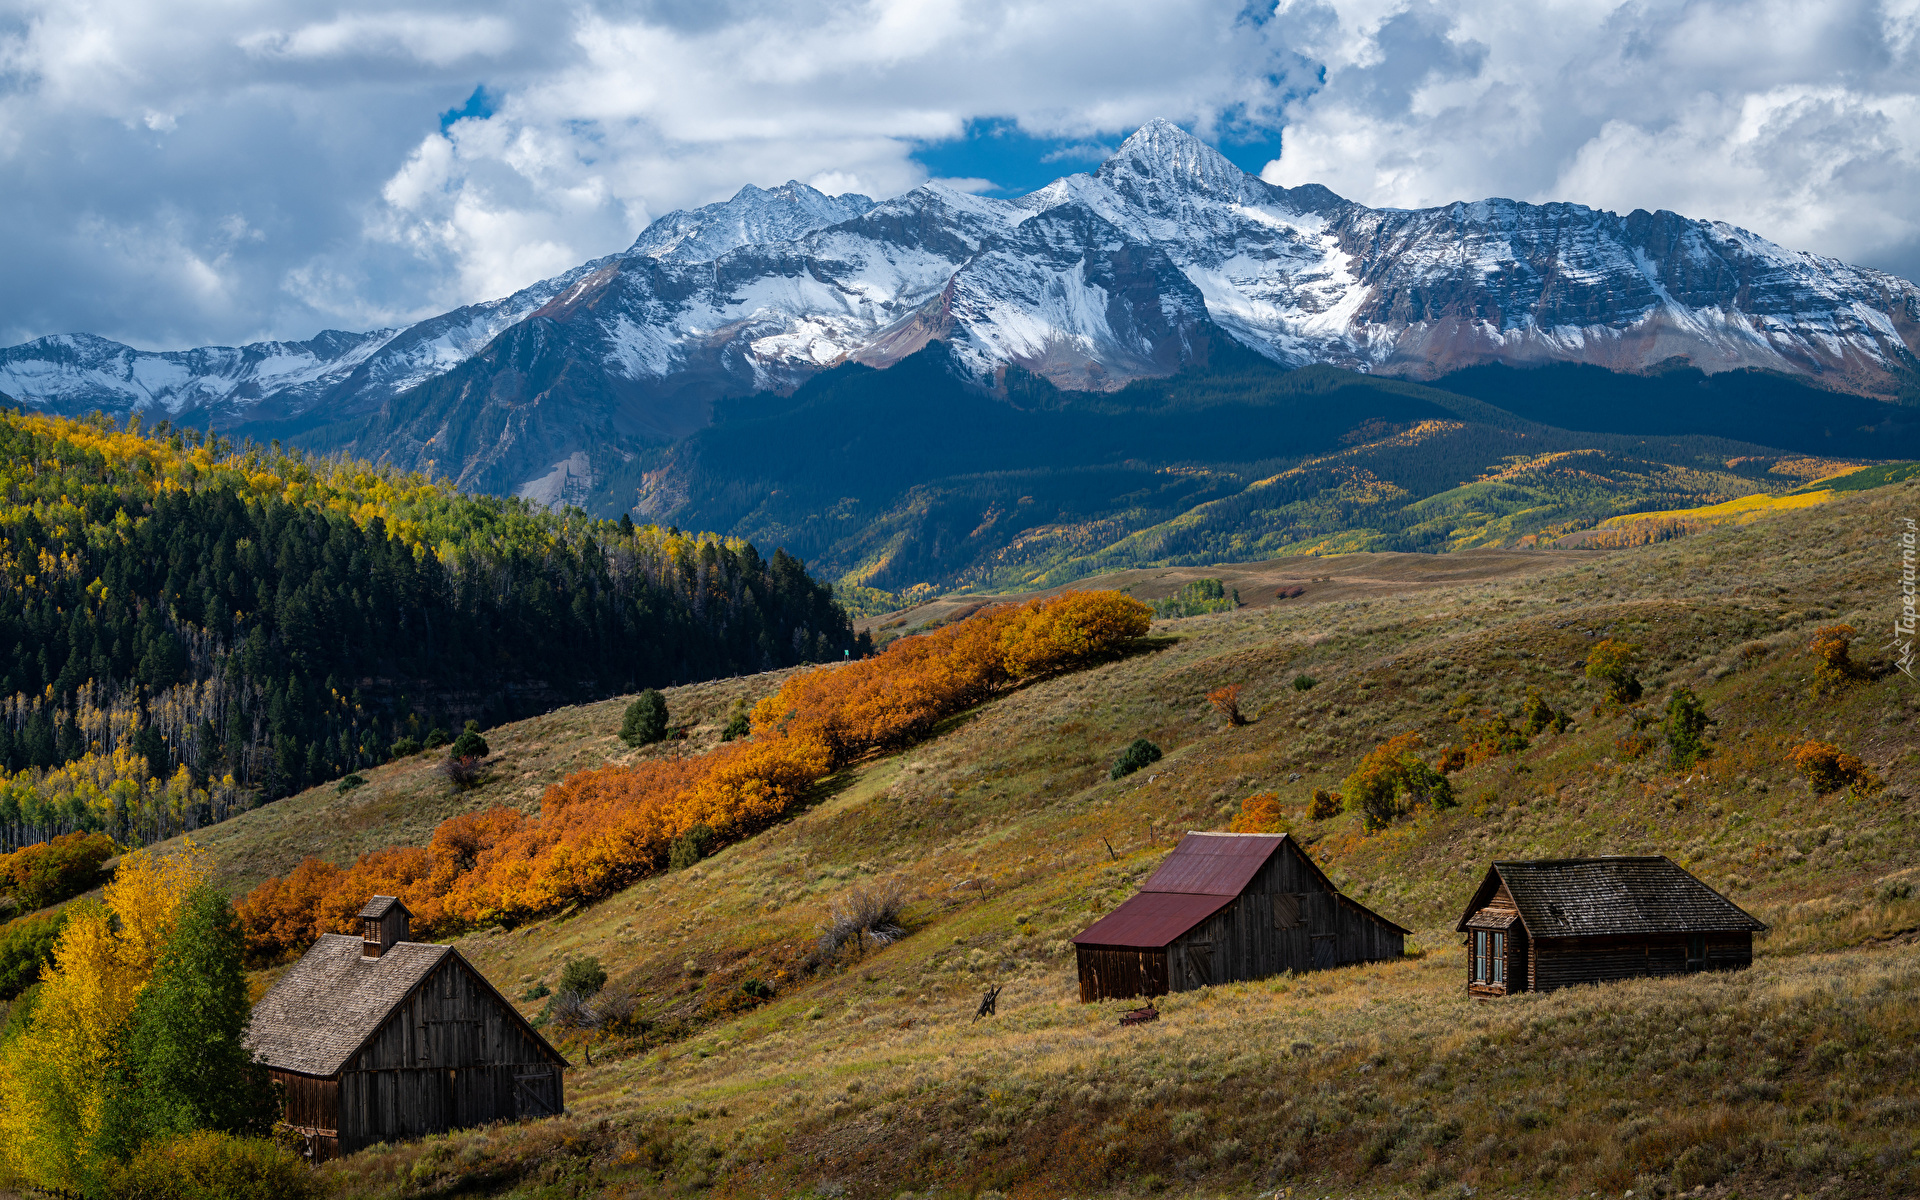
left=627, top=179, right=876, bottom=262
left=1099, top=119, right=1248, bottom=195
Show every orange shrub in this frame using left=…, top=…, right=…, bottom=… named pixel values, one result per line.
left=1229, top=792, right=1285, bottom=833
left=1807, top=625, right=1860, bottom=693
left=238, top=591, right=1145, bottom=960
left=234, top=857, right=346, bottom=962
left=1790, top=741, right=1882, bottom=797
left=1207, top=684, right=1247, bottom=727
left=997, top=590, right=1151, bottom=678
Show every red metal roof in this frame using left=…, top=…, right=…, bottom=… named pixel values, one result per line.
left=1138, top=832, right=1288, bottom=897
left=1073, top=891, right=1236, bottom=949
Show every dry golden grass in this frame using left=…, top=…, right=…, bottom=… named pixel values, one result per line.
left=231, top=477, right=1920, bottom=1198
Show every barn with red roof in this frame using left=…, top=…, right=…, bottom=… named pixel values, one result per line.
left=1072, top=832, right=1409, bottom=1002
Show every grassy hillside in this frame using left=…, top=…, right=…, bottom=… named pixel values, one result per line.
left=120, top=475, right=1920, bottom=1198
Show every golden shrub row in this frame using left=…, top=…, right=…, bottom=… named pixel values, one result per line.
left=236, top=590, right=1149, bottom=960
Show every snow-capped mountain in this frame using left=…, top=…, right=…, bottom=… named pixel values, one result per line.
left=0, top=329, right=396, bottom=420
left=2, top=119, right=1915, bottom=502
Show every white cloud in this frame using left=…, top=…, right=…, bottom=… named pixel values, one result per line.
left=1260, top=0, right=1920, bottom=278
left=241, top=13, right=515, bottom=65
left=0, top=0, right=1913, bottom=351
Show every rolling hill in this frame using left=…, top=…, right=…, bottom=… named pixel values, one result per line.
left=56, top=469, right=1916, bottom=1199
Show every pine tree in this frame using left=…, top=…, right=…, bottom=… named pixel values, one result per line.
left=95, top=885, right=278, bottom=1160
left=449, top=720, right=490, bottom=760
left=620, top=691, right=669, bottom=747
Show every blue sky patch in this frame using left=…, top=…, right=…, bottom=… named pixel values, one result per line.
left=913, top=116, right=1282, bottom=195
left=439, top=87, right=494, bottom=133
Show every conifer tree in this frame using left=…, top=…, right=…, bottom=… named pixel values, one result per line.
left=449, top=720, right=490, bottom=760
left=620, top=691, right=669, bottom=747
left=96, top=885, right=278, bottom=1161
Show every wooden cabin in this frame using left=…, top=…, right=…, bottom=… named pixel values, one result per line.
left=245, top=896, right=568, bottom=1160
left=1072, top=832, right=1409, bottom=1002
left=1454, top=857, right=1766, bottom=996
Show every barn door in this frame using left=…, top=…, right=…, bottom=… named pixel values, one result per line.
left=1310, top=934, right=1336, bottom=970
left=514, top=1069, right=559, bottom=1118
left=1184, top=942, right=1214, bottom=989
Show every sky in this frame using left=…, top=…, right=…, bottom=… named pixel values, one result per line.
left=1, top=0, right=1916, bottom=350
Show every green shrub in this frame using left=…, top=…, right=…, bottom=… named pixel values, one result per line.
left=557, top=956, right=607, bottom=999
left=2, top=980, right=39, bottom=1044
left=389, top=736, right=422, bottom=757
left=668, top=823, right=715, bottom=870
left=1585, top=639, right=1642, bottom=704
left=335, top=774, right=366, bottom=794
left=0, top=910, right=67, bottom=1000
left=1151, top=579, right=1237, bottom=618
left=522, top=982, right=550, bottom=1001
left=1292, top=674, right=1317, bottom=692
left=448, top=720, right=490, bottom=760
left=1109, top=738, right=1163, bottom=779
left=423, top=727, right=451, bottom=750
left=720, top=699, right=752, bottom=742
left=104, top=1129, right=321, bottom=1200
left=1664, top=687, right=1711, bottom=769
left=1522, top=688, right=1555, bottom=735
left=621, top=690, right=670, bottom=747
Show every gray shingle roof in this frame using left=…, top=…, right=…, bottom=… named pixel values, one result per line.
left=245, top=934, right=449, bottom=1076
left=357, top=895, right=407, bottom=919
left=1456, top=857, right=1766, bottom=937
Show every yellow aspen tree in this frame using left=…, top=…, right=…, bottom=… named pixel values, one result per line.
left=0, top=842, right=206, bottom=1188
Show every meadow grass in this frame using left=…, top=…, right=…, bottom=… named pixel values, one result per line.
left=204, top=477, right=1920, bottom=1198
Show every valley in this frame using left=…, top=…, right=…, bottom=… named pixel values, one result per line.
left=98, top=471, right=1917, bottom=1198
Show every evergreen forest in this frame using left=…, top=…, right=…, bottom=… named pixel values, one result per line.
left=0, top=411, right=860, bottom=853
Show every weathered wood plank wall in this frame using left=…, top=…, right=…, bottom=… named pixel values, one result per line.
left=333, top=956, right=564, bottom=1153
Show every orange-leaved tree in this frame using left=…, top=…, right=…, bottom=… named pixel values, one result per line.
left=1228, top=793, right=1285, bottom=833
left=237, top=591, right=1148, bottom=961
left=1207, top=684, right=1248, bottom=727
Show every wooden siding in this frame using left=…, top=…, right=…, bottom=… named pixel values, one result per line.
left=1490, top=931, right=1754, bottom=994
left=1163, top=842, right=1402, bottom=994
left=271, top=1070, right=340, bottom=1161
left=332, top=955, right=564, bottom=1153
left=1076, top=947, right=1168, bottom=1002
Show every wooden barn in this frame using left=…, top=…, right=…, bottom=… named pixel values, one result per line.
left=246, top=896, right=569, bottom=1160
left=1072, top=832, right=1409, bottom=1002
left=1455, top=857, right=1767, bottom=996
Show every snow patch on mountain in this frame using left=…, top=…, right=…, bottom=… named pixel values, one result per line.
left=2, top=115, right=1916, bottom=485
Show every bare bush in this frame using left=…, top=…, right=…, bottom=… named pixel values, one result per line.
left=548, top=990, right=597, bottom=1033
left=443, top=754, right=487, bottom=789
left=811, top=882, right=909, bottom=967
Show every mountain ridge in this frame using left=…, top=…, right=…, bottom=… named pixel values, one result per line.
left=2, top=119, right=1916, bottom=512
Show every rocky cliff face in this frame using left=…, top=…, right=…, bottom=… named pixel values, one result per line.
left=3, top=119, right=1914, bottom=502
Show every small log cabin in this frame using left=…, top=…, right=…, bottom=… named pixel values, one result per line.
left=1454, top=857, right=1767, bottom=996
left=1073, top=832, right=1409, bottom=1002
left=246, top=896, right=569, bottom=1160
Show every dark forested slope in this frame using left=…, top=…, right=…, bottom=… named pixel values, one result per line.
left=0, top=411, right=858, bottom=851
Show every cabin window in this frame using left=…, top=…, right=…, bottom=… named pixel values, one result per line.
left=1272, top=893, right=1303, bottom=930
left=1687, top=933, right=1706, bottom=971
left=1490, top=931, right=1505, bottom=985
left=1473, top=931, right=1488, bottom=982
